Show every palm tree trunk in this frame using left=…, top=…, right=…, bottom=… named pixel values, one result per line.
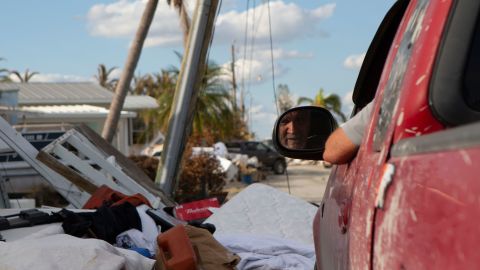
left=102, top=0, right=158, bottom=143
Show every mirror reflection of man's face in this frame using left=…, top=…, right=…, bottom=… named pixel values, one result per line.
left=279, top=110, right=311, bottom=149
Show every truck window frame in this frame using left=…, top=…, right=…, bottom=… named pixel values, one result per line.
left=429, top=1, right=480, bottom=126
left=372, top=0, right=429, bottom=151
left=392, top=1, right=480, bottom=157
left=351, top=0, right=409, bottom=113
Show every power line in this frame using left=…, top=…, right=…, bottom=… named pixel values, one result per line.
left=246, top=0, right=256, bottom=99
left=267, top=0, right=279, bottom=117
left=241, top=0, right=251, bottom=122
left=266, top=0, right=290, bottom=194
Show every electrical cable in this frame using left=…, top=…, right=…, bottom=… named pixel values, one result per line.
left=246, top=0, right=256, bottom=98
left=266, top=0, right=291, bottom=194
left=241, top=0, right=251, bottom=119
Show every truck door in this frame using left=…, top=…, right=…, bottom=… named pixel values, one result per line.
left=370, top=0, right=480, bottom=269
left=313, top=1, right=409, bottom=269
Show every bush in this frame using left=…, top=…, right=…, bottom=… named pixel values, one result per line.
left=175, top=153, right=225, bottom=203
left=129, top=155, right=159, bottom=180
left=129, top=152, right=225, bottom=204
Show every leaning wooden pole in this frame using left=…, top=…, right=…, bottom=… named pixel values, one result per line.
left=155, top=0, right=219, bottom=196
left=102, top=0, right=158, bottom=143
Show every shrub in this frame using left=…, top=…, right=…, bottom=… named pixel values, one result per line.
left=175, top=152, right=225, bottom=203
left=129, top=151, right=225, bottom=204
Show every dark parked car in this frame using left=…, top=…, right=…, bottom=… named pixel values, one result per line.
left=225, top=141, right=286, bottom=174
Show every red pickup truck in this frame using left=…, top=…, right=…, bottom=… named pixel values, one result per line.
left=272, top=0, right=480, bottom=269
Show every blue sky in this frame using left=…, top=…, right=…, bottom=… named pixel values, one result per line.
left=0, top=0, right=394, bottom=140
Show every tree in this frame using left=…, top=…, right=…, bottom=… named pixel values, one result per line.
left=0, top=58, right=11, bottom=82
left=149, top=60, right=235, bottom=142
left=10, top=69, right=38, bottom=83
left=297, top=88, right=347, bottom=122
left=167, top=0, right=191, bottom=47
left=102, top=0, right=159, bottom=143
left=95, top=64, right=118, bottom=91
left=277, top=84, right=294, bottom=113
left=133, top=69, right=177, bottom=144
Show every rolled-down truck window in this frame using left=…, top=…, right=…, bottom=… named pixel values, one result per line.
left=429, top=1, right=480, bottom=125
left=372, top=0, right=429, bottom=151
left=463, top=15, right=480, bottom=112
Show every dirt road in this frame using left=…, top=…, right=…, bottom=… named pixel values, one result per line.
left=263, top=163, right=330, bottom=204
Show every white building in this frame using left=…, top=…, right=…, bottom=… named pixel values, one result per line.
left=0, top=82, right=158, bottom=193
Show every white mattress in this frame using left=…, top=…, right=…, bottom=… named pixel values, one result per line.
left=205, top=183, right=318, bottom=245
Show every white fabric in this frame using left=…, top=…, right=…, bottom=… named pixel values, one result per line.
left=135, top=205, right=159, bottom=255
left=215, top=234, right=315, bottom=270
left=218, top=156, right=238, bottom=181
left=213, top=142, right=228, bottom=158
left=116, top=229, right=156, bottom=257
left=0, top=234, right=155, bottom=270
left=205, top=183, right=318, bottom=245
left=22, top=223, right=64, bottom=239
left=136, top=205, right=159, bottom=243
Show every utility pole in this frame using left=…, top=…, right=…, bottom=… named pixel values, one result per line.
left=155, top=0, right=219, bottom=197
left=230, top=44, right=237, bottom=111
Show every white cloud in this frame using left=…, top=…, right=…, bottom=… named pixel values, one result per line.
left=109, top=68, right=122, bottom=80
left=215, top=1, right=335, bottom=45
left=247, top=104, right=278, bottom=139
left=220, top=47, right=306, bottom=87
left=343, top=53, right=365, bottom=69
left=9, top=73, right=92, bottom=83
left=254, top=48, right=313, bottom=60
left=86, top=1, right=335, bottom=47
left=87, top=0, right=186, bottom=47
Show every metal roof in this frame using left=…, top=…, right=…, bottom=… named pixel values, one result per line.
left=19, top=105, right=136, bottom=118
left=0, top=82, right=114, bottom=106
left=0, top=82, right=158, bottom=110
left=123, top=95, right=158, bottom=109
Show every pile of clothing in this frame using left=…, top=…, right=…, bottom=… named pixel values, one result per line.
left=0, top=184, right=318, bottom=270
left=0, top=185, right=239, bottom=270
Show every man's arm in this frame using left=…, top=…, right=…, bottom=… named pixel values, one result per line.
left=323, top=102, right=374, bottom=164
left=323, top=128, right=359, bottom=164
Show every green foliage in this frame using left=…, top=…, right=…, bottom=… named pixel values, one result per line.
left=132, top=56, right=242, bottom=144
left=0, top=58, right=11, bottom=82
left=10, top=69, right=38, bottom=83
left=297, top=88, right=347, bottom=122
left=95, top=64, right=118, bottom=91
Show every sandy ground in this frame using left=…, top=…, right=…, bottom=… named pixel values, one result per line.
left=224, top=163, right=331, bottom=205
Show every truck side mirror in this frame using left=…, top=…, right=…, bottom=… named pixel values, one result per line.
left=272, top=106, right=338, bottom=160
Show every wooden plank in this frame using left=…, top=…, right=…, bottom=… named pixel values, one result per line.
left=36, top=151, right=97, bottom=194
left=0, top=115, right=88, bottom=207
left=74, top=124, right=175, bottom=206
left=51, top=143, right=126, bottom=193
left=66, top=133, right=159, bottom=206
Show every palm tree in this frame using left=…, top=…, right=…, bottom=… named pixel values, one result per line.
left=102, top=0, right=159, bottom=143
left=152, top=61, right=235, bottom=142
left=133, top=69, right=177, bottom=143
left=297, top=88, right=347, bottom=122
left=0, top=58, right=11, bottom=82
left=95, top=64, right=118, bottom=91
left=10, top=69, right=38, bottom=83
left=167, top=0, right=191, bottom=47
